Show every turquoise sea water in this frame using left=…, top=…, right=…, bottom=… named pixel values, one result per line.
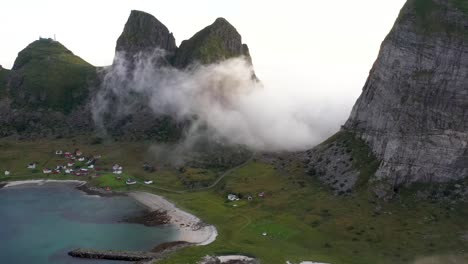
left=0, top=184, right=177, bottom=263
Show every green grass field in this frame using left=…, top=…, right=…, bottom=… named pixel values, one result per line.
left=0, top=138, right=467, bottom=264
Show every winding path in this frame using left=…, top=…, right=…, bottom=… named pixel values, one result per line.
left=139, top=153, right=255, bottom=194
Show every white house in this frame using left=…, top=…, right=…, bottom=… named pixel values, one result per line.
left=113, top=170, right=122, bottom=175
left=88, top=164, right=94, bottom=169
left=27, top=163, right=37, bottom=169
left=55, top=150, right=63, bottom=155
left=112, top=164, right=123, bottom=171
left=4, top=170, right=10, bottom=176
left=78, top=157, right=85, bottom=162
left=43, top=168, right=52, bottom=174
left=67, top=162, right=75, bottom=167
left=144, top=180, right=153, bottom=185
left=228, top=194, right=239, bottom=201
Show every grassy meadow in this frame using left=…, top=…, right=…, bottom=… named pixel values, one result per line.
left=0, top=138, right=467, bottom=264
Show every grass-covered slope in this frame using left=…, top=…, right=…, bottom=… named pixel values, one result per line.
left=10, top=38, right=96, bottom=113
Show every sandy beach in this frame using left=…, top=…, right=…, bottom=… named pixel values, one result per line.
left=2, top=179, right=87, bottom=188
left=128, top=191, right=218, bottom=245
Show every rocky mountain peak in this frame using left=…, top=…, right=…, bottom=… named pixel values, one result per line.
left=115, top=10, right=177, bottom=65
left=173, top=17, right=252, bottom=68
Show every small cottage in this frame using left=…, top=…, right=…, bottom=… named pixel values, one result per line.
left=27, top=163, right=37, bottom=169
left=43, top=168, right=52, bottom=174
left=4, top=170, right=11, bottom=176
left=228, top=194, right=239, bottom=201
left=112, top=164, right=123, bottom=171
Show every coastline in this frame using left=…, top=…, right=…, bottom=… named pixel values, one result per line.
left=128, top=191, right=218, bottom=246
left=1, top=179, right=86, bottom=188
left=1, top=180, right=218, bottom=247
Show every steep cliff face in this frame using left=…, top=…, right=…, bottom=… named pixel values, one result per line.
left=173, top=18, right=252, bottom=68
left=342, top=0, right=468, bottom=193
left=115, top=10, right=177, bottom=66
left=0, top=67, right=9, bottom=97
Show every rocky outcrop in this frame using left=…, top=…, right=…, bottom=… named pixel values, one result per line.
left=115, top=10, right=177, bottom=67
left=173, top=18, right=252, bottom=68
left=341, top=0, right=468, bottom=195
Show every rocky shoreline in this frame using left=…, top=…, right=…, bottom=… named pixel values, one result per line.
left=123, top=209, right=171, bottom=226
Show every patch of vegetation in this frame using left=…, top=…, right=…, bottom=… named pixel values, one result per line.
left=401, top=0, right=468, bottom=37
left=174, top=19, right=242, bottom=67
left=10, top=38, right=96, bottom=113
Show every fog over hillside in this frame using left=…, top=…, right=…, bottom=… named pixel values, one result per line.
left=94, top=51, right=343, bottom=152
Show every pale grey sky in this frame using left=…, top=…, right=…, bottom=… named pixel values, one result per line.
left=1, top=0, right=406, bottom=132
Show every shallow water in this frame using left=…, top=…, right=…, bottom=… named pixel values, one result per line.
left=0, top=184, right=177, bottom=263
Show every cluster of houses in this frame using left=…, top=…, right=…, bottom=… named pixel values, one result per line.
left=26, top=149, right=102, bottom=177
left=112, top=164, right=123, bottom=175
left=227, top=192, right=266, bottom=202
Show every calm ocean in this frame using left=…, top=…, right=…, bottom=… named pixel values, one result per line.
left=0, top=184, right=177, bottom=263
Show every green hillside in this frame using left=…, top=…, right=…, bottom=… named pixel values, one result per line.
left=10, top=38, right=96, bottom=113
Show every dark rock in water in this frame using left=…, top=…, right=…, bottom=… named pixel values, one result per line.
left=173, top=17, right=252, bottom=68
left=68, top=248, right=157, bottom=261
left=150, top=241, right=190, bottom=253
left=124, top=210, right=171, bottom=226
left=115, top=10, right=177, bottom=67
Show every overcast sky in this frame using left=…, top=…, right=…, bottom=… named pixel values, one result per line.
left=1, top=0, right=406, bottom=133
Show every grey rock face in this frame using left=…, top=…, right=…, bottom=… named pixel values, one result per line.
left=344, top=0, right=468, bottom=189
left=115, top=10, right=177, bottom=66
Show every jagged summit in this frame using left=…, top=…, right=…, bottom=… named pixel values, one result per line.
left=173, top=17, right=252, bottom=68
left=115, top=10, right=177, bottom=65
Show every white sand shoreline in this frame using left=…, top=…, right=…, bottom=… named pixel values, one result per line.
left=128, top=191, right=218, bottom=246
left=1, top=179, right=87, bottom=188
left=1, top=181, right=218, bottom=246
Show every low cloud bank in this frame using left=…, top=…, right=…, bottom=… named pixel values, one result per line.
left=92, top=50, right=343, bottom=152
